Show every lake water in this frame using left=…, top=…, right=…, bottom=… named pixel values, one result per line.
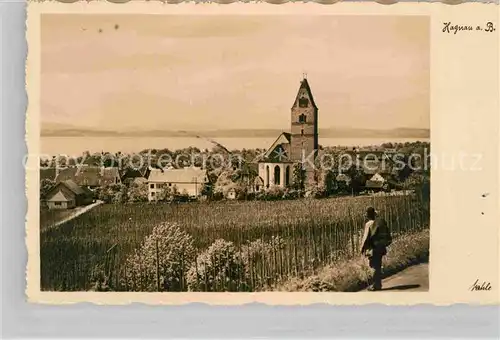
left=40, top=136, right=429, bottom=156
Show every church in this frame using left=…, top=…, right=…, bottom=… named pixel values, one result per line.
left=255, top=76, right=319, bottom=191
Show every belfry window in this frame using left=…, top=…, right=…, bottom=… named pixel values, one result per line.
left=299, top=97, right=309, bottom=108
left=298, top=114, right=307, bottom=123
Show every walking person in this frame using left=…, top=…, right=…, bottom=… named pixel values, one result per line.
left=361, top=207, right=392, bottom=291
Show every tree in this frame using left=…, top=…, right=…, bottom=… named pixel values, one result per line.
left=122, top=223, right=196, bottom=292
left=346, top=165, right=365, bottom=195
left=40, top=158, right=50, bottom=167
left=200, top=183, right=212, bottom=197
left=127, top=182, right=149, bottom=203
left=186, top=239, right=245, bottom=292
left=213, top=170, right=236, bottom=196
left=98, top=184, right=127, bottom=204
left=292, top=163, right=306, bottom=191
left=180, top=188, right=190, bottom=199
left=40, top=179, right=55, bottom=199
left=317, top=169, right=337, bottom=197
left=112, top=184, right=128, bottom=203
left=404, top=172, right=430, bottom=200
left=157, top=185, right=173, bottom=202
left=336, top=176, right=351, bottom=194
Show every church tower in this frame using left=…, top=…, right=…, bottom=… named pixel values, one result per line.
left=290, top=76, right=319, bottom=166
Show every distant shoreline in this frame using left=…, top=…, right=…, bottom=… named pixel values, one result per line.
left=41, top=127, right=430, bottom=139
left=40, top=135, right=430, bottom=156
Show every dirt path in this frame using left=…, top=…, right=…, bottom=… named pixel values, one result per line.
left=45, top=200, right=103, bottom=231
left=363, top=263, right=429, bottom=292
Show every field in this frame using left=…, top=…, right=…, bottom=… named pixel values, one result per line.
left=40, top=194, right=429, bottom=292
left=40, top=209, right=75, bottom=230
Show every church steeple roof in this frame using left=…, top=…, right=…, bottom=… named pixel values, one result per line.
left=292, top=76, right=318, bottom=110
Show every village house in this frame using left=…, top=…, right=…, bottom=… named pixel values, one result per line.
left=55, top=166, right=121, bottom=188
left=257, top=76, right=319, bottom=190
left=119, top=167, right=144, bottom=185
left=119, top=165, right=152, bottom=185
left=44, top=180, right=93, bottom=210
left=147, top=166, right=208, bottom=201
left=365, top=173, right=390, bottom=192
left=253, top=176, right=264, bottom=192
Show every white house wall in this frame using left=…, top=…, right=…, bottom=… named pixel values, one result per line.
left=258, top=163, right=293, bottom=189
left=148, top=181, right=205, bottom=201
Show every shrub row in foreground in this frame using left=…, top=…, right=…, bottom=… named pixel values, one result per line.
left=94, top=224, right=428, bottom=292
left=93, top=223, right=287, bottom=292
left=275, top=229, right=429, bottom=292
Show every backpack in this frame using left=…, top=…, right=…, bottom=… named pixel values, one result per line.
left=372, top=218, right=392, bottom=248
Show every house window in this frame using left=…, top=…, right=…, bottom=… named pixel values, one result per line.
left=150, top=184, right=155, bottom=189
left=54, top=202, right=62, bottom=206
left=301, top=128, right=304, bottom=136
left=151, top=192, right=155, bottom=196
left=274, top=165, right=281, bottom=186
left=265, top=165, right=270, bottom=188
left=298, top=114, right=306, bottom=123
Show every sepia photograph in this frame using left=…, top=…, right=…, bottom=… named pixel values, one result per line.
left=36, top=13, right=432, bottom=293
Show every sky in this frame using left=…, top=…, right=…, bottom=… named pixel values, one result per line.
left=41, top=14, right=430, bottom=131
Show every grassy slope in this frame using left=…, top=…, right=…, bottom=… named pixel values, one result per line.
left=276, top=229, right=429, bottom=292
left=40, top=209, right=75, bottom=230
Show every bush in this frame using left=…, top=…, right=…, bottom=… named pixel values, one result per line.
left=40, top=179, right=55, bottom=199
left=277, top=229, right=429, bottom=292
left=98, top=184, right=128, bottom=204
left=236, top=186, right=249, bottom=200
left=283, top=189, right=302, bottom=200
left=267, top=185, right=285, bottom=200
left=255, top=185, right=286, bottom=201
left=187, top=239, right=246, bottom=292
left=127, top=182, right=149, bottom=203
left=245, top=192, right=256, bottom=201
left=211, top=192, right=224, bottom=201
left=239, top=236, right=286, bottom=289
left=307, top=185, right=327, bottom=199
left=89, top=263, right=112, bottom=292
left=122, top=223, right=196, bottom=291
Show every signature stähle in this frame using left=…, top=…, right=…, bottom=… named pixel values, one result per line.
left=469, top=279, right=492, bottom=291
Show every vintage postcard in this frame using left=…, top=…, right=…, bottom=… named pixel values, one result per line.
left=26, top=2, right=499, bottom=305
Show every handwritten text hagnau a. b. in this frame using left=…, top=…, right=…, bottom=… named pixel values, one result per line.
left=443, top=22, right=496, bottom=34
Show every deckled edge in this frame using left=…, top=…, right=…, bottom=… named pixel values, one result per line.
left=24, top=0, right=31, bottom=303
left=25, top=0, right=500, bottom=6
left=24, top=1, right=500, bottom=306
